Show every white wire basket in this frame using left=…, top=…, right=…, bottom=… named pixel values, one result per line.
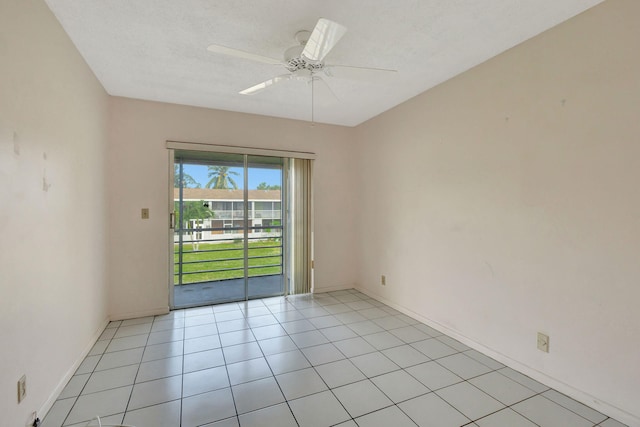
left=84, top=416, right=135, bottom=427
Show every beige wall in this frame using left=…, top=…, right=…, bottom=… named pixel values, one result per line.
left=354, top=0, right=640, bottom=424
left=3, top=0, right=639, bottom=425
left=107, top=98, right=358, bottom=319
left=0, top=0, right=110, bottom=425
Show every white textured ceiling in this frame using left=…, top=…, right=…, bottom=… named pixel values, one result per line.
left=44, top=0, right=603, bottom=126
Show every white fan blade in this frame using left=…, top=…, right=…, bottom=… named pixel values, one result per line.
left=207, top=44, right=282, bottom=65
left=324, top=64, right=398, bottom=81
left=302, top=18, right=347, bottom=63
left=239, top=74, right=292, bottom=95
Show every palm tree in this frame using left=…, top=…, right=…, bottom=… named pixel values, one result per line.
left=206, top=166, right=239, bottom=189
left=175, top=200, right=213, bottom=226
left=257, top=182, right=281, bottom=190
left=174, top=164, right=201, bottom=188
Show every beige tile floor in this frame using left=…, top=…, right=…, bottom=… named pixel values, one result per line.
left=42, top=289, right=627, bottom=427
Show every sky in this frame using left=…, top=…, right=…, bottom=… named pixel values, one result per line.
left=182, top=164, right=282, bottom=189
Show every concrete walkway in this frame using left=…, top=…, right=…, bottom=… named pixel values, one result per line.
left=173, top=274, right=284, bottom=308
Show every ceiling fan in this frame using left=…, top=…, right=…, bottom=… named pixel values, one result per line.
left=207, top=18, right=397, bottom=103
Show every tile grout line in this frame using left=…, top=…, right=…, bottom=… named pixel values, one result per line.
left=241, top=297, right=302, bottom=426
left=60, top=320, right=125, bottom=426
left=49, top=290, right=620, bottom=427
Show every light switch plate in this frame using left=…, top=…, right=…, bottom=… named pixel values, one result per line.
left=141, top=208, right=150, bottom=219
left=17, top=375, right=26, bottom=403
left=537, top=332, right=549, bottom=353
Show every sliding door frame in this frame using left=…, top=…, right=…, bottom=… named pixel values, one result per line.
left=168, top=142, right=314, bottom=308
left=168, top=150, right=176, bottom=308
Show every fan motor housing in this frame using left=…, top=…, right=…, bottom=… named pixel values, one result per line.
left=284, top=30, right=324, bottom=73
left=284, top=45, right=324, bottom=73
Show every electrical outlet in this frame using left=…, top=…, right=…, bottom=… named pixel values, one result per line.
left=17, top=375, right=26, bottom=403
left=381, top=275, right=386, bottom=286
left=141, top=208, right=150, bottom=219
left=30, top=411, right=40, bottom=427
left=537, top=332, right=549, bottom=353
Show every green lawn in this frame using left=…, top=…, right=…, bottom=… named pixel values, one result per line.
left=174, top=240, right=282, bottom=284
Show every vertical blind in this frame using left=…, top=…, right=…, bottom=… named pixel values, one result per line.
left=291, top=158, right=313, bottom=295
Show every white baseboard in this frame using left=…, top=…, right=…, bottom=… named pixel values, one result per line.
left=355, top=286, right=640, bottom=427
left=38, top=317, right=110, bottom=423
left=38, top=306, right=169, bottom=421
left=109, top=306, right=170, bottom=321
left=312, top=283, right=355, bottom=293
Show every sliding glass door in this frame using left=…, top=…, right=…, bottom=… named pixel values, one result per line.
left=246, top=155, right=285, bottom=297
left=172, top=152, right=285, bottom=308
